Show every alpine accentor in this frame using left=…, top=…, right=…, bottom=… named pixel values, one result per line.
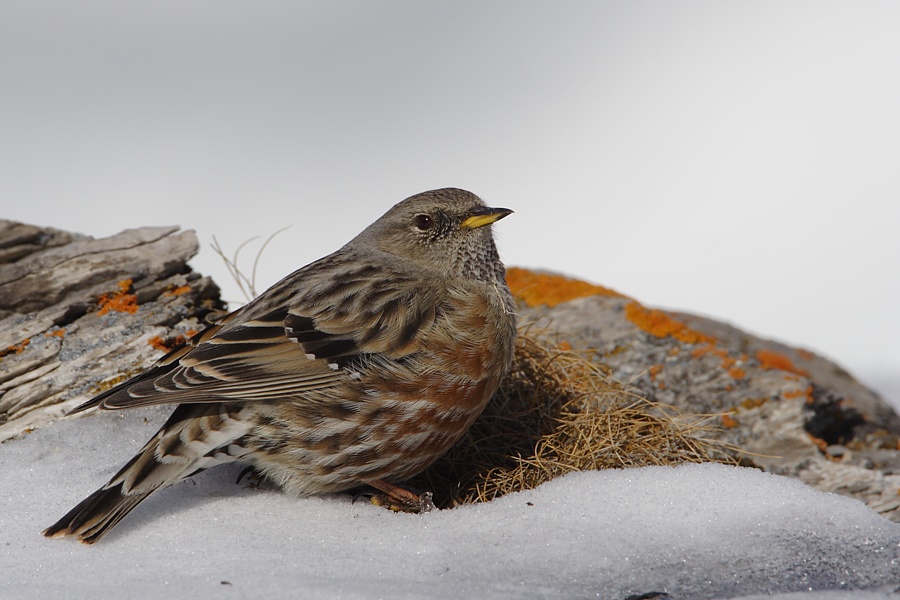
left=44, top=187, right=516, bottom=543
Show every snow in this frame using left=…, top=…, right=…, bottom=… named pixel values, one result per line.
left=2, top=407, right=899, bottom=599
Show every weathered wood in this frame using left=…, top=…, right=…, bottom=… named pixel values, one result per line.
left=0, top=219, right=224, bottom=440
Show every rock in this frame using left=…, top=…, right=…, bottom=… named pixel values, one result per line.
left=506, top=268, right=900, bottom=522
left=0, top=220, right=224, bottom=441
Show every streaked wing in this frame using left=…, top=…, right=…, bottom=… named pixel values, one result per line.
left=285, top=257, right=443, bottom=358
left=72, top=257, right=443, bottom=413
left=71, top=307, right=344, bottom=412
left=285, top=276, right=441, bottom=364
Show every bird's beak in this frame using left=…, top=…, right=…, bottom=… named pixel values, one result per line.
left=460, top=206, right=514, bottom=229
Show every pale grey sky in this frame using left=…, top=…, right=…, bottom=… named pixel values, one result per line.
left=2, top=1, right=898, bottom=397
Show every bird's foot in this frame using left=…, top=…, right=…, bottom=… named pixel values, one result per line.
left=235, top=466, right=265, bottom=489
left=367, top=479, right=435, bottom=513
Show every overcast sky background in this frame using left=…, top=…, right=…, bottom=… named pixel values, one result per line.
left=2, top=1, right=898, bottom=402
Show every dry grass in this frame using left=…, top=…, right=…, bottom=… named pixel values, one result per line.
left=210, top=227, right=290, bottom=304
left=412, top=327, right=739, bottom=506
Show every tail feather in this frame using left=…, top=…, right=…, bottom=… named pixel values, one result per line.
left=42, top=483, right=151, bottom=544
left=44, top=404, right=251, bottom=543
left=42, top=434, right=186, bottom=544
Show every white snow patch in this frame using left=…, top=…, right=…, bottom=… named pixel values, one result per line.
left=2, top=407, right=899, bottom=599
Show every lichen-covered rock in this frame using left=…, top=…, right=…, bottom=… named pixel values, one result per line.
left=507, top=268, right=900, bottom=521
left=0, top=220, right=224, bottom=441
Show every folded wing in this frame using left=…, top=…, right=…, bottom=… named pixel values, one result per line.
left=72, top=263, right=441, bottom=413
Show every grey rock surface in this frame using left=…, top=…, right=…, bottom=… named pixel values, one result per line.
left=518, top=287, right=900, bottom=521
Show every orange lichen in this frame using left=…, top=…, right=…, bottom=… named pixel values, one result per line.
left=691, top=344, right=716, bottom=359
left=809, top=434, right=829, bottom=453
left=756, top=349, right=809, bottom=377
left=98, top=279, right=139, bottom=315
left=44, top=329, right=66, bottom=339
left=728, top=367, right=746, bottom=380
left=648, top=364, right=666, bottom=389
left=691, top=344, right=743, bottom=364
left=505, top=267, right=625, bottom=308
left=624, top=302, right=716, bottom=345
left=797, top=349, right=815, bottom=361
left=1, top=338, right=31, bottom=359
left=782, top=386, right=813, bottom=401
left=686, top=341, right=750, bottom=379
left=649, top=366, right=665, bottom=386
left=740, top=398, right=768, bottom=410
left=148, top=333, right=191, bottom=353
left=165, top=285, right=192, bottom=296
left=148, top=336, right=169, bottom=351
left=721, top=413, right=739, bottom=428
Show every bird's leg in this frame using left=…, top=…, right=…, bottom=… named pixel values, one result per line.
left=367, top=479, right=435, bottom=513
left=235, top=466, right=265, bottom=489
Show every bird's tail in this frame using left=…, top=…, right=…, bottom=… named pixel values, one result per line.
left=44, top=404, right=252, bottom=544
left=42, top=480, right=153, bottom=544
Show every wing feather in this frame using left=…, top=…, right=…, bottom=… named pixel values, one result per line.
left=72, top=257, right=444, bottom=413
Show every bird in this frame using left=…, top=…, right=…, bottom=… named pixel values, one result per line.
left=43, top=187, right=517, bottom=544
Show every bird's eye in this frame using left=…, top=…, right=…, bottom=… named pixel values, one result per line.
left=414, top=214, right=434, bottom=231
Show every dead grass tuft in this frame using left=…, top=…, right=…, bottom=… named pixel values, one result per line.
left=412, top=326, right=739, bottom=506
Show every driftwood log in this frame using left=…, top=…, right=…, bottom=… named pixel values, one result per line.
left=0, top=219, right=223, bottom=440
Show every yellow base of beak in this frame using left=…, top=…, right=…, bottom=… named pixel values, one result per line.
left=461, top=208, right=513, bottom=229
